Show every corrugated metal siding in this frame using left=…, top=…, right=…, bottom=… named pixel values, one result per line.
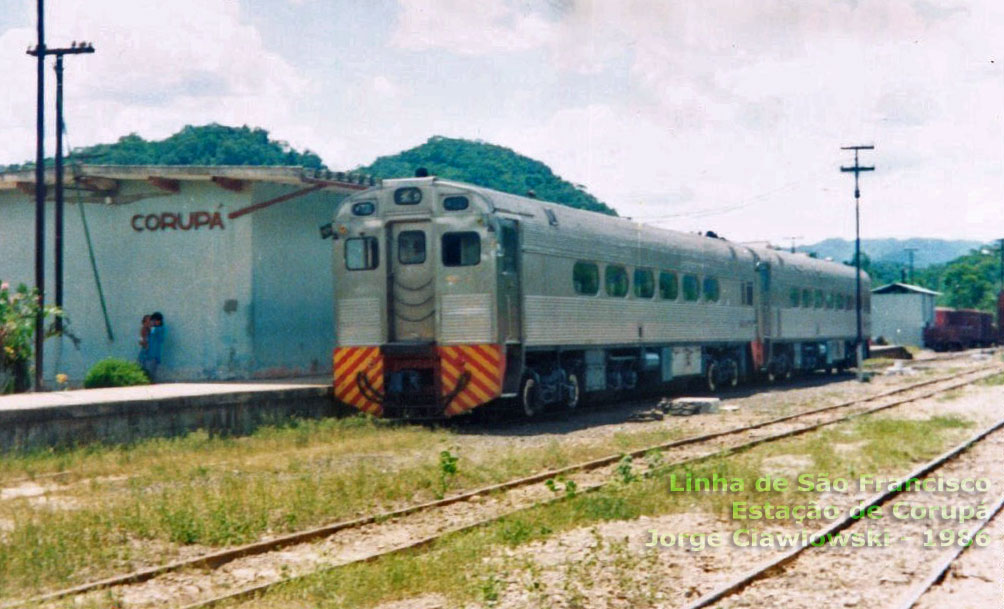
left=440, top=293, right=494, bottom=344
left=336, top=298, right=383, bottom=345
left=524, top=296, right=756, bottom=346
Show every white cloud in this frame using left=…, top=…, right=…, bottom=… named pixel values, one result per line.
left=0, top=0, right=317, bottom=164
left=390, top=0, right=554, bottom=55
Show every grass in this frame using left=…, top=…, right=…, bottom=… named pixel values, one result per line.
left=233, top=413, right=975, bottom=609
left=978, top=372, right=1004, bottom=386
left=0, top=416, right=691, bottom=597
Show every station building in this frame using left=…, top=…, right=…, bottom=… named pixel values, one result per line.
left=870, top=282, right=940, bottom=347
left=0, top=165, right=375, bottom=383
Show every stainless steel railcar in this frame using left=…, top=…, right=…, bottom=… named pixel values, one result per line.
left=329, top=176, right=870, bottom=418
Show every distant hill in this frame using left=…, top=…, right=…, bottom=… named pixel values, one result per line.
left=1, top=124, right=325, bottom=171
left=798, top=238, right=983, bottom=268
left=358, top=136, right=617, bottom=216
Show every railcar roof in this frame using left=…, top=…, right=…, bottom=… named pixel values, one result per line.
left=382, top=176, right=865, bottom=281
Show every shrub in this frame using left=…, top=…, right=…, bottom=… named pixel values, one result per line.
left=84, top=358, right=150, bottom=388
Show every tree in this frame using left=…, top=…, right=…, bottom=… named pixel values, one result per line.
left=359, top=136, right=617, bottom=216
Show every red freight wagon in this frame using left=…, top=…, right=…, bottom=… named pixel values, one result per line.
left=923, top=307, right=997, bottom=351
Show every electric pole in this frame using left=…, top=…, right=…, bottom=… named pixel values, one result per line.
left=785, top=235, right=804, bottom=254
left=904, top=247, right=918, bottom=284
left=840, top=145, right=875, bottom=381
left=26, top=0, right=94, bottom=387
left=51, top=42, right=95, bottom=332
left=26, top=0, right=46, bottom=392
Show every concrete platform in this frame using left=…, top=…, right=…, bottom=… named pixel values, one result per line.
left=0, top=381, right=337, bottom=453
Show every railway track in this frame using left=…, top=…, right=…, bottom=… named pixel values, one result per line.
left=680, top=413, right=1004, bottom=609
left=17, top=362, right=1000, bottom=609
left=891, top=492, right=1004, bottom=609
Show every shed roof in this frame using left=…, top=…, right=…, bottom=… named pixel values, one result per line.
left=0, top=164, right=378, bottom=204
left=871, top=282, right=941, bottom=296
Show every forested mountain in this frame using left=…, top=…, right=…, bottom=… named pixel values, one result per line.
left=358, top=136, right=616, bottom=216
left=850, top=245, right=1003, bottom=311
left=800, top=238, right=981, bottom=268
left=1, top=124, right=325, bottom=170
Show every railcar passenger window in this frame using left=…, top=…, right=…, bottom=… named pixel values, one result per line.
left=814, top=289, right=824, bottom=308
left=825, top=292, right=834, bottom=309
left=634, top=268, right=654, bottom=298
left=802, top=289, right=812, bottom=308
left=398, top=231, right=426, bottom=265
left=744, top=282, right=754, bottom=306
left=345, top=237, right=379, bottom=270
left=442, top=232, right=480, bottom=266
left=683, top=274, right=700, bottom=301
left=573, top=262, right=599, bottom=295
left=836, top=293, right=844, bottom=309
left=443, top=196, right=469, bottom=211
left=703, top=277, right=720, bottom=302
left=789, top=288, right=800, bottom=308
left=605, top=265, right=629, bottom=297
left=659, top=271, right=679, bottom=300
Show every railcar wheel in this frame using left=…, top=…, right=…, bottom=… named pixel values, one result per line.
left=705, top=360, right=719, bottom=392
left=519, top=375, right=541, bottom=417
left=565, top=372, right=581, bottom=410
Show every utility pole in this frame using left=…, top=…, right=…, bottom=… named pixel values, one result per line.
left=26, top=0, right=46, bottom=391
left=998, top=238, right=1003, bottom=294
left=785, top=235, right=804, bottom=254
left=26, top=0, right=94, bottom=386
left=904, top=247, right=918, bottom=284
left=51, top=42, right=95, bottom=332
left=840, top=145, right=875, bottom=382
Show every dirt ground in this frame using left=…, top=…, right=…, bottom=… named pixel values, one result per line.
left=454, top=360, right=1004, bottom=609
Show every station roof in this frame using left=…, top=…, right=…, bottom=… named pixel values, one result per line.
left=871, top=282, right=941, bottom=296
left=0, top=164, right=379, bottom=204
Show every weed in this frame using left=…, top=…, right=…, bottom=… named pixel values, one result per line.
left=544, top=477, right=578, bottom=499
left=480, top=574, right=501, bottom=604
left=435, top=450, right=459, bottom=499
left=614, top=455, right=637, bottom=484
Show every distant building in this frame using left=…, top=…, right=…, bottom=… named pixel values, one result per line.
left=870, top=282, right=940, bottom=347
left=0, top=165, right=376, bottom=383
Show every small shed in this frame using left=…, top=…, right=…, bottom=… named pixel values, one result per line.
left=0, top=165, right=376, bottom=383
left=870, top=282, right=940, bottom=347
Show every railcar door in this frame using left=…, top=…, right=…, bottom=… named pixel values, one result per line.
left=388, top=221, right=436, bottom=342
left=756, top=261, right=772, bottom=339
left=497, top=218, right=522, bottom=343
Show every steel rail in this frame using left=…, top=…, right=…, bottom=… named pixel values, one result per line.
left=13, top=364, right=999, bottom=608
left=890, top=491, right=1004, bottom=609
left=175, top=366, right=1004, bottom=609
left=680, top=414, right=1004, bottom=609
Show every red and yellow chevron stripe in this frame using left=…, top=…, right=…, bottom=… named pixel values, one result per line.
left=333, top=346, right=384, bottom=416
left=439, top=344, right=505, bottom=416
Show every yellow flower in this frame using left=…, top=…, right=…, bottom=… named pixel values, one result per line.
left=56, top=373, right=68, bottom=385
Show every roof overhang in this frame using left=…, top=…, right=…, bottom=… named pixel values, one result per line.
left=0, top=164, right=379, bottom=205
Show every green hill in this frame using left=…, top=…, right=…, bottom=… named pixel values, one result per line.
left=2, top=124, right=325, bottom=171
left=358, top=136, right=617, bottom=216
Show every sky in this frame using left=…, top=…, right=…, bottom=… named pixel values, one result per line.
left=0, top=0, right=1001, bottom=245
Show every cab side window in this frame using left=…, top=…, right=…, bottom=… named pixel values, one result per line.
left=442, top=232, right=480, bottom=266
left=345, top=237, right=379, bottom=270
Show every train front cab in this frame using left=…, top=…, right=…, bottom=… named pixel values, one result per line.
left=331, top=179, right=520, bottom=418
